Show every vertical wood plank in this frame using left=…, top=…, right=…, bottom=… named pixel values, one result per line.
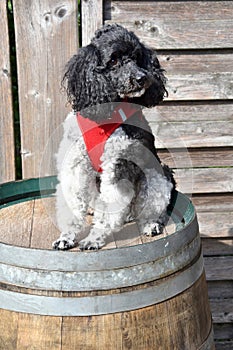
left=12, top=0, right=78, bottom=178
left=0, top=1, right=15, bottom=182
left=0, top=309, right=19, bottom=350
left=30, top=197, right=60, bottom=249
left=0, top=201, right=34, bottom=247
left=16, top=313, right=62, bottom=350
left=82, top=0, right=103, bottom=45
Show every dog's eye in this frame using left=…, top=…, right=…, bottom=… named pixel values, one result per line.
left=109, top=54, right=118, bottom=67
left=111, top=58, right=118, bottom=65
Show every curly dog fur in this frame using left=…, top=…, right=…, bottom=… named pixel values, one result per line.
left=53, top=24, right=175, bottom=250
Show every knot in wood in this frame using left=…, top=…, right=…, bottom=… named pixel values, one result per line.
left=55, top=6, right=67, bottom=19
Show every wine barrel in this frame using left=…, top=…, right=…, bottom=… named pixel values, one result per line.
left=0, top=177, right=215, bottom=349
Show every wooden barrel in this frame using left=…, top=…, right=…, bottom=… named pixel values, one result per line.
left=0, top=177, right=215, bottom=350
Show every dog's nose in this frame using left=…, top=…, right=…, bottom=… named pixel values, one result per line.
left=136, top=72, right=146, bottom=86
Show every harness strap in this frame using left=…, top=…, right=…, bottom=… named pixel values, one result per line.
left=77, top=103, right=141, bottom=172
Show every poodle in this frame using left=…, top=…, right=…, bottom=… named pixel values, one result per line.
left=53, top=23, right=175, bottom=251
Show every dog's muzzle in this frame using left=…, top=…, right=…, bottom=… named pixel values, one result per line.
left=119, top=73, right=152, bottom=98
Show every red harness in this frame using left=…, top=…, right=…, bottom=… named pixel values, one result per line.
left=77, top=103, right=141, bottom=172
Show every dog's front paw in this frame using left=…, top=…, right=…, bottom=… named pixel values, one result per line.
left=143, top=222, right=164, bottom=237
left=79, top=237, right=105, bottom=251
left=52, top=238, right=75, bottom=250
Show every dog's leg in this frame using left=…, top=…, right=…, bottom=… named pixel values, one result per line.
left=53, top=141, right=97, bottom=250
left=134, top=168, right=173, bottom=236
left=78, top=169, right=135, bottom=250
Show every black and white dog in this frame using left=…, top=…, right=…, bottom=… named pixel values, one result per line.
left=53, top=24, right=175, bottom=251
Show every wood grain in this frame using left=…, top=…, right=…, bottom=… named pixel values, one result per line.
left=30, top=197, right=60, bottom=249
left=204, top=256, right=233, bottom=281
left=0, top=309, right=19, bottom=350
left=104, top=1, right=233, bottom=49
left=174, top=168, right=233, bottom=194
left=0, top=275, right=212, bottom=349
left=150, top=120, right=233, bottom=148
left=12, top=0, right=78, bottom=178
left=202, top=239, right=233, bottom=256
left=213, top=324, right=233, bottom=341
left=210, top=299, right=233, bottom=324
left=0, top=200, right=34, bottom=247
left=215, top=341, right=233, bottom=350
left=60, top=274, right=212, bottom=350
left=198, top=212, right=233, bottom=238
left=0, top=1, right=15, bottom=182
left=82, top=0, right=103, bottom=45
left=192, top=194, right=233, bottom=212
left=208, top=281, right=233, bottom=299
left=159, top=52, right=233, bottom=100
left=154, top=101, right=233, bottom=122
left=158, top=147, right=233, bottom=168
left=16, top=313, right=61, bottom=350
left=0, top=198, right=213, bottom=349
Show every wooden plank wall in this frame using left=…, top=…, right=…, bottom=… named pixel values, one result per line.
left=0, top=1, right=15, bottom=183
left=12, top=0, right=78, bottom=178
left=101, top=1, right=233, bottom=348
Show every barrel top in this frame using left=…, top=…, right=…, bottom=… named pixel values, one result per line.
left=0, top=177, right=196, bottom=271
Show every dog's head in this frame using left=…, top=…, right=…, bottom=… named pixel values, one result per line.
left=63, top=24, right=167, bottom=114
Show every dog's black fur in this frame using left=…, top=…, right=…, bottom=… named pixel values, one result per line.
left=63, top=24, right=167, bottom=114
left=60, top=24, right=176, bottom=244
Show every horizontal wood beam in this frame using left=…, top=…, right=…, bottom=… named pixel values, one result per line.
left=105, top=1, right=233, bottom=49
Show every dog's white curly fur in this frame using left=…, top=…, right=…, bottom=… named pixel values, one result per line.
left=53, top=111, right=173, bottom=250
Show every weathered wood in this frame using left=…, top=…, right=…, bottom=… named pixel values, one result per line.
left=61, top=313, right=122, bottom=350
left=158, top=147, right=233, bottom=168
left=154, top=101, right=233, bottom=122
left=207, top=281, right=233, bottom=299
left=215, top=341, right=233, bottom=350
left=82, top=0, right=103, bottom=45
left=159, top=52, right=233, bottom=76
left=159, top=52, right=233, bottom=100
left=192, top=194, right=233, bottom=213
left=62, top=276, right=211, bottom=349
left=0, top=309, right=19, bottom=350
left=210, top=299, right=233, bottom=324
left=12, top=0, right=78, bottom=178
left=0, top=1, right=15, bottom=182
left=104, top=1, right=233, bottom=49
left=174, top=168, right=233, bottom=194
left=10, top=197, right=175, bottom=250
left=30, top=197, right=60, bottom=249
left=202, top=238, right=233, bottom=256
left=16, top=313, right=62, bottom=350
left=204, top=257, right=233, bottom=281
left=213, top=324, right=233, bottom=341
left=150, top=120, right=233, bottom=148
left=198, top=212, right=233, bottom=238
left=0, top=201, right=34, bottom=247
left=0, top=275, right=213, bottom=349
left=0, top=188, right=213, bottom=349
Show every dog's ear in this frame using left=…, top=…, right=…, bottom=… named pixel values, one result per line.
left=139, top=47, right=167, bottom=107
left=150, top=50, right=167, bottom=86
left=63, top=44, right=118, bottom=112
left=62, top=45, right=100, bottom=111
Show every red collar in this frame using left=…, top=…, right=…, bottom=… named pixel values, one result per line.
left=77, top=103, right=141, bottom=172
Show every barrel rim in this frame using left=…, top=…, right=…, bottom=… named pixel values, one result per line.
left=0, top=177, right=197, bottom=272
